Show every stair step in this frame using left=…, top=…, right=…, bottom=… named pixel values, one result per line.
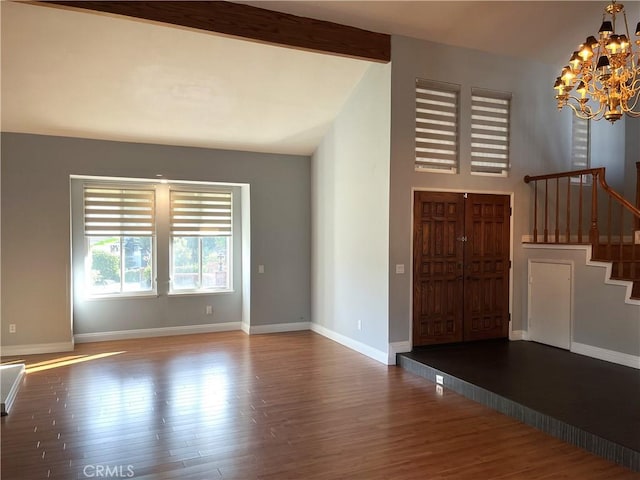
left=608, top=262, right=640, bottom=281
left=593, top=243, right=640, bottom=262
left=591, top=244, right=640, bottom=298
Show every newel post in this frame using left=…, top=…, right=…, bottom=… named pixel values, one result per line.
left=590, top=170, right=599, bottom=247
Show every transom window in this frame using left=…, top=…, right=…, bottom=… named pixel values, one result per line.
left=571, top=116, right=591, bottom=184
left=470, top=88, right=512, bottom=176
left=415, top=78, right=460, bottom=174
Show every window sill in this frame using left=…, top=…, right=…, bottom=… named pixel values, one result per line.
left=168, top=290, right=234, bottom=297
left=84, top=292, right=159, bottom=301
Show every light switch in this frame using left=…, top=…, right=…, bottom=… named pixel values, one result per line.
left=258, top=265, right=265, bottom=274
left=395, top=264, right=405, bottom=274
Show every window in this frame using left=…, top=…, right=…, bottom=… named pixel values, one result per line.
left=470, top=89, right=511, bottom=176
left=571, top=116, right=591, bottom=184
left=170, top=190, right=232, bottom=292
left=415, top=79, right=460, bottom=173
left=84, top=186, right=155, bottom=296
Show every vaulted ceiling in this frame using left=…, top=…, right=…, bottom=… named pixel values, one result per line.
left=2, top=1, right=634, bottom=155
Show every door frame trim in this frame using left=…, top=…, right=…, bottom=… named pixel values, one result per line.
left=527, top=258, right=574, bottom=350
left=409, top=187, right=515, bottom=349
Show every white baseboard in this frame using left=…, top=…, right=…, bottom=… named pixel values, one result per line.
left=388, top=341, right=411, bottom=365
left=310, top=323, right=388, bottom=365
left=0, top=341, right=74, bottom=357
left=510, top=330, right=529, bottom=341
left=240, top=322, right=250, bottom=334
left=74, top=322, right=241, bottom=343
left=1, top=364, right=25, bottom=415
left=571, top=342, right=640, bottom=369
left=247, top=322, right=310, bottom=335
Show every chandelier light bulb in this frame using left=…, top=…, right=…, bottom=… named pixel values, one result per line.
left=578, top=43, right=594, bottom=61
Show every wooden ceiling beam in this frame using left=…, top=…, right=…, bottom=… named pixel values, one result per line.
left=39, top=1, right=391, bottom=63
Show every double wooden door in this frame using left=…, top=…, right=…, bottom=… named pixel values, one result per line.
left=413, top=191, right=511, bottom=346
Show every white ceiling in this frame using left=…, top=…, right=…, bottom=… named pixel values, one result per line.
left=1, top=1, right=372, bottom=155
left=2, top=1, right=637, bottom=155
left=240, top=1, right=624, bottom=65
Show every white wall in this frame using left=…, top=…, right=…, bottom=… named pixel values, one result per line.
left=311, top=63, right=391, bottom=360
left=1, top=133, right=311, bottom=351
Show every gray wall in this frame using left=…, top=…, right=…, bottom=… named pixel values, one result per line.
left=69, top=180, right=243, bottom=335
left=624, top=117, right=640, bottom=202
left=388, top=34, right=628, bottom=346
left=311, top=63, right=391, bottom=356
left=524, top=246, right=639, bottom=357
left=1, top=133, right=310, bottom=348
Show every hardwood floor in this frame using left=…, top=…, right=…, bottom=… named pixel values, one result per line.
left=1, top=331, right=638, bottom=479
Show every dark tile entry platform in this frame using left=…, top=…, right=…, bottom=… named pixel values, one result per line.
left=398, top=340, right=640, bottom=472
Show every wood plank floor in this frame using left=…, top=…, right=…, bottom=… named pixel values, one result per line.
left=2, top=331, right=639, bottom=479
left=400, top=340, right=640, bottom=458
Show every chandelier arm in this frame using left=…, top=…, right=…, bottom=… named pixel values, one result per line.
left=620, top=75, right=640, bottom=112
left=623, top=89, right=640, bottom=112
left=564, top=97, right=604, bottom=120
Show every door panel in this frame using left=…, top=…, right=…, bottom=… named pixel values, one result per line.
left=464, top=194, right=511, bottom=340
left=413, top=192, right=464, bottom=346
left=413, top=192, right=511, bottom=346
left=528, top=261, right=571, bottom=349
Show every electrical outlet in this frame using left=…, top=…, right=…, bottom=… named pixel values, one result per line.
left=357, top=320, right=362, bottom=331
left=9, top=324, right=16, bottom=334
left=635, top=230, right=640, bottom=245
left=436, top=374, right=444, bottom=385
left=205, top=305, right=213, bottom=315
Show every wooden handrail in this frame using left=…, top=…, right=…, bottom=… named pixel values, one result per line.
left=524, top=167, right=604, bottom=183
left=524, top=167, right=640, bottom=249
left=525, top=167, right=640, bottom=219
left=597, top=169, right=640, bottom=219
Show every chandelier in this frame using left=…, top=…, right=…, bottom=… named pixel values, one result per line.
left=553, top=1, right=640, bottom=123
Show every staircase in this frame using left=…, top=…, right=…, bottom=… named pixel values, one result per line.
left=524, top=162, right=640, bottom=302
left=592, top=243, right=640, bottom=299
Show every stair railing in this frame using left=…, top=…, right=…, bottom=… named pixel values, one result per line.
left=524, top=166, right=640, bottom=280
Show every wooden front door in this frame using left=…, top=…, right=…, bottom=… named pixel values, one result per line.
left=413, top=191, right=510, bottom=346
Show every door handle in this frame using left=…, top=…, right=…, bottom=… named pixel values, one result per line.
left=456, top=236, right=468, bottom=242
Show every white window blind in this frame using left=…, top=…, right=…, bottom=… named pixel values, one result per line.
left=84, top=187, right=155, bottom=236
left=415, top=79, right=459, bottom=173
left=571, top=116, right=590, bottom=183
left=170, top=190, right=232, bottom=236
left=471, top=89, right=511, bottom=176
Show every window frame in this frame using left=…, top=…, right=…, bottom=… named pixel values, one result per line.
left=83, top=183, right=157, bottom=299
left=470, top=88, right=512, bottom=177
left=169, top=187, right=234, bottom=295
left=570, top=115, right=591, bottom=185
left=414, top=78, right=460, bottom=174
